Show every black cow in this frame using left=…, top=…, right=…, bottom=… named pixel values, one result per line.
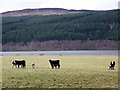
left=109, top=61, right=115, bottom=70
left=49, top=59, right=60, bottom=69
left=12, top=60, right=26, bottom=68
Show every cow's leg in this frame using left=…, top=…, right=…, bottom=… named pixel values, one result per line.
left=55, top=65, right=57, bottom=69
left=111, top=66, right=113, bottom=70
left=113, top=67, right=114, bottom=70
left=51, top=65, right=54, bottom=69
left=52, top=66, right=54, bottom=69
left=23, top=63, right=26, bottom=68
left=23, top=64, right=25, bottom=68
left=54, top=64, right=57, bottom=69
left=18, top=65, right=19, bottom=68
left=109, top=65, right=112, bottom=70
left=58, top=64, right=60, bottom=69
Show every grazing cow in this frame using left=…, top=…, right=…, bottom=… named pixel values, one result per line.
left=49, top=59, right=60, bottom=69
left=32, top=63, right=35, bottom=69
left=12, top=60, right=26, bottom=68
left=12, top=61, right=17, bottom=68
left=109, top=61, right=115, bottom=70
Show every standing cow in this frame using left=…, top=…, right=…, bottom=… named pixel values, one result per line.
left=12, top=60, right=26, bottom=68
left=49, top=59, right=60, bottom=69
left=109, top=61, right=115, bottom=70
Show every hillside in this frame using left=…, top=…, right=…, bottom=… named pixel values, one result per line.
left=2, top=8, right=91, bottom=17
left=2, top=8, right=119, bottom=51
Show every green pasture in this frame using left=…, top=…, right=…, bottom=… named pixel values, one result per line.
left=0, top=56, right=2, bottom=89
left=2, top=55, right=118, bottom=88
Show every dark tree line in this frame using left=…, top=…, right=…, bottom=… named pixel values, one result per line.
left=2, top=9, right=119, bottom=44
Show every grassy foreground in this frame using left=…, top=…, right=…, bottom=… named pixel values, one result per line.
left=0, top=56, right=2, bottom=89
left=2, top=55, right=118, bottom=88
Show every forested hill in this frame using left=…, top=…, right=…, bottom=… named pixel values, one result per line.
left=2, top=9, right=118, bottom=45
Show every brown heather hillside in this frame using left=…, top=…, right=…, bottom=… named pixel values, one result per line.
left=2, top=40, right=119, bottom=51
left=2, top=8, right=85, bottom=17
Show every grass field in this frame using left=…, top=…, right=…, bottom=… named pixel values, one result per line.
left=0, top=56, right=2, bottom=89
left=2, top=55, right=118, bottom=88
